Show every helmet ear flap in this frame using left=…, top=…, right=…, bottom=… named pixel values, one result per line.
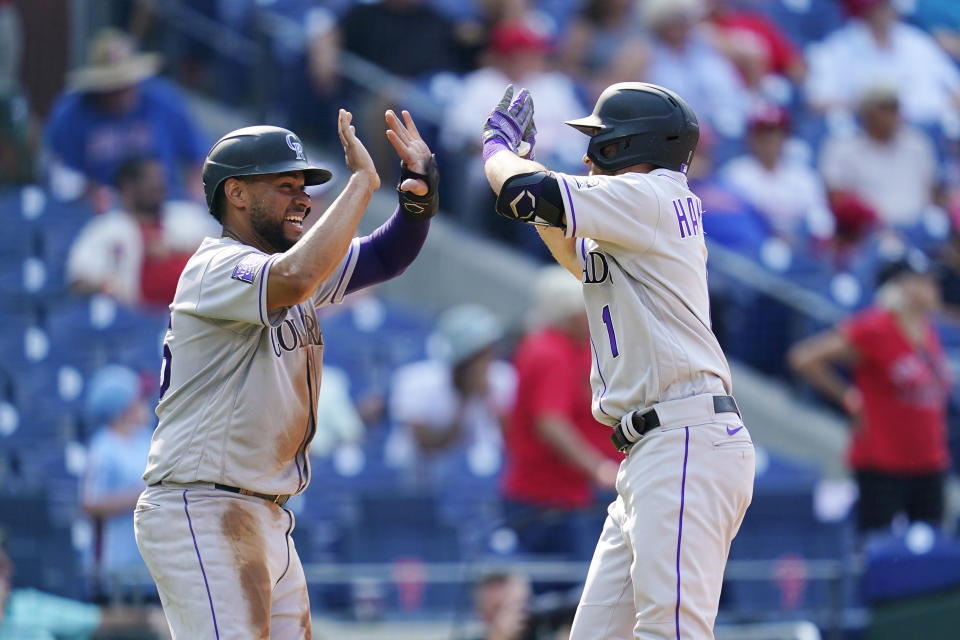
left=588, top=135, right=640, bottom=172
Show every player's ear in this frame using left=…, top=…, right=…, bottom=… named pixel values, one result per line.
left=223, top=177, right=248, bottom=210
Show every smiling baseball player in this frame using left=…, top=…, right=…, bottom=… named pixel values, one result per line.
left=134, top=109, right=438, bottom=638
left=482, top=84, right=756, bottom=639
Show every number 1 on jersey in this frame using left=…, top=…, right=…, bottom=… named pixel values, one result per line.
left=601, top=305, right=620, bottom=358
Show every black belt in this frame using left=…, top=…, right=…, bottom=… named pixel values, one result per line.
left=214, top=483, right=290, bottom=507
left=611, top=395, right=740, bottom=453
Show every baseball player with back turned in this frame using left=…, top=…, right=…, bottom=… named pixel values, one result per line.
left=134, top=108, right=438, bottom=638
left=482, top=84, right=755, bottom=639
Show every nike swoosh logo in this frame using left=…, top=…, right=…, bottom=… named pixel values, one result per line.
left=726, top=426, right=744, bottom=436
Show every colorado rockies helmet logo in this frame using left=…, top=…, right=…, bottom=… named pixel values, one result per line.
left=286, top=134, right=305, bottom=161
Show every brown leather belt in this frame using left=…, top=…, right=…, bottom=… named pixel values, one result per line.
left=611, top=395, right=740, bottom=452
left=215, top=483, right=290, bottom=507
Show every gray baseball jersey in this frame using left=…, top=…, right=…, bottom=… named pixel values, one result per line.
left=142, top=235, right=360, bottom=496
left=554, top=168, right=754, bottom=640
left=555, top=169, right=732, bottom=427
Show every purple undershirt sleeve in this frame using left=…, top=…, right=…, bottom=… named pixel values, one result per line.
left=344, top=206, right=430, bottom=295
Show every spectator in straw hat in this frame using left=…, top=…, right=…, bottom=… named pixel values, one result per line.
left=44, top=28, right=207, bottom=205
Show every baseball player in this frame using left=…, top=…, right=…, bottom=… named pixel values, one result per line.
left=134, top=108, right=438, bottom=638
left=481, top=84, right=756, bottom=639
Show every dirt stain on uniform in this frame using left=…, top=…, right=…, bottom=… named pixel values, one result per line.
left=274, top=415, right=308, bottom=469
left=300, top=606, right=312, bottom=638
left=221, top=502, right=271, bottom=638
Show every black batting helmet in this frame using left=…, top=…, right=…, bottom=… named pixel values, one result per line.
left=202, top=125, right=332, bottom=219
left=565, top=82, right=699, bottom=174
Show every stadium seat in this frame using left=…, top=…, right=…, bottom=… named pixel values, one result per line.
left=725, top=450, right=857, bottom=620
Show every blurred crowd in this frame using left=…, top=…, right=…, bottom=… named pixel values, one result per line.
left=3, top=0, right=960, bottom=637
left=3, top=0, right=960, bottom=266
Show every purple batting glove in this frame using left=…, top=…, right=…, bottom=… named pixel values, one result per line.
left=482, top=85, right=535, bottom=163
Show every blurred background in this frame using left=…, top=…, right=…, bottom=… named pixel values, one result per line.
left=2, top=0, right=960, bottom=638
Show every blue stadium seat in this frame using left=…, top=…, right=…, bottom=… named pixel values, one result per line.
left=320, top=300, right=433, bottom=427
left=863, top=530, right=960, bottom=603
left=0, top=492, right=83, bottom=597
left=340, top=517, right=463, bottom=612
left=43, top=295, right=168, bottom=368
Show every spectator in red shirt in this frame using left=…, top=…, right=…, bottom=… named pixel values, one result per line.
left=66, top=155, right=218, bottom=307
left=788, top=249, right=951, bottom=534
left=502, top=266, right=622, bottom=560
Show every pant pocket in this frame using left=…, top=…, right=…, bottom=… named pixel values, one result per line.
left=712, top=438, right=753, bottom=449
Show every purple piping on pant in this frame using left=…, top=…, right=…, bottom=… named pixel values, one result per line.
left=589, top=337, right=611, bottom=417
left=675, top=427, right=690, bottom=640
left=183, top=490, right=220, bottom=639
left=275, top=509, right=294, bottom=587
left=560, top=175, right=577, bottom=236
left=331, top=243, right=356, bottom=301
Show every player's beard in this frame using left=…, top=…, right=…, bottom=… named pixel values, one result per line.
left=250, top=199, right=296, bottom=253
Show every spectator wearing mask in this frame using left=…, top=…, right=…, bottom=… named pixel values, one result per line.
left=705, top=0, right=805, bottom=83
left=66, top=155, right=218, bottom=307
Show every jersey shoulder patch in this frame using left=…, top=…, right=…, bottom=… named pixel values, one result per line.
left=231, top=255, right=262, bottom=284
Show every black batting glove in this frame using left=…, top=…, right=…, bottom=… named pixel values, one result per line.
left=397, top=154, right=439, bottom=221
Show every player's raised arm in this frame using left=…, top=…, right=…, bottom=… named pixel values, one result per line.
left=265, top=110, right=380, bottom=310
left=340, top=109, right=440, bottom=296
left=481, top=85, right=579, bottom=278
left=481, top=85, right=548, bottom=195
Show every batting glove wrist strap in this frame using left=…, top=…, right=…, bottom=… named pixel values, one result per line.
left=481, top=133, right=514, bottom=163
left=397, top=155, right=439, bottom=221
